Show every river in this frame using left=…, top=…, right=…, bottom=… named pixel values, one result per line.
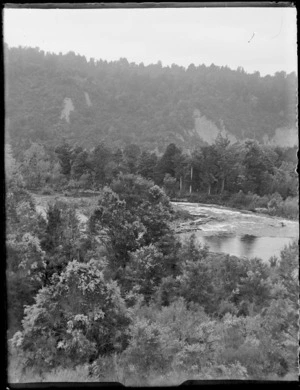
left=172, top=202, right=299, bottom=262
left=32, top=194, right=298, bottom=262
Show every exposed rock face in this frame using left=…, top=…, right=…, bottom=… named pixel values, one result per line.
left=193, top=109, right=237, bottom=145
left=60, top=98, right=74, bottom=123
left=264, top=127, right=298, bottom=147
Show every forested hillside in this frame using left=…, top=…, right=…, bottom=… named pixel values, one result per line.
left=4, top=45, right=298, bottom=154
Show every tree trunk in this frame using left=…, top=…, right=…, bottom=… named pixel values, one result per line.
left=220, top=177, right=225, bottom=194
left=180, top=176, right=182, bottom=193
left=190, top=166, right=193, bottom=194
left=208, top=183, right=211, bottom=195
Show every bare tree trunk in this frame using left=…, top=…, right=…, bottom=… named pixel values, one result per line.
left=190, top=166, right=193, bottom=194
left=180, top=176, right=182, bottom=193
left=208, top=183, right=211, bottom=195
left=220, top=177, right=225, bottom=194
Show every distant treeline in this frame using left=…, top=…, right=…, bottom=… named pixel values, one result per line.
left=5, top=44, right=297, bottom=152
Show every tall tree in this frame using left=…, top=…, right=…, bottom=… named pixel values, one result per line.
left=156, top=143, right=182, bottom=184
left=123, top=144, right=141, bottom=174
left=192, top=145, right=218, bottom=195
left=71, top=150, right=90, bottom=180
left=137, top=150, right=158, bottom=181
left=21, top=143, right=51, bottom=189
left=242, top=141, right=275, bottom=195
left=91, top=143, right=113, bottom=187
left=214, top=133, right=235, bottom=194
left=55, top=141, right=73, bottom=177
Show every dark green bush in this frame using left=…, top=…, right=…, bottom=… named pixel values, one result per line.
left=41, top=186, right=55, bottom=195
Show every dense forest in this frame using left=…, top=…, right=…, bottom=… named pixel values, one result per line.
left=4, top=44, right=298, bottom=154
left=5, top=44, right=298, bottom=384
left=5, top=131, right=298, bottom=220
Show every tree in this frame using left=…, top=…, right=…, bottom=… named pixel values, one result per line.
left=89, top=175, right=178, bottom=282
left=125, top=245, right=164, bottom=301
left=214, top=133, right=233, bottom=194
left=91, top=143, right=113, bottom=187
left=163, top=173, right=177, bottom=198
left=21, top=142, right=51, bottom=189
left=55, top=141, right=73, bottom=177
left=156, top=143, right=182, bottom=184
left=71, top=150, right=90, bottom=181
left=137, top=151, right=158, bottom=181
left=174, top=153, right=190, bottom=193
left=176, top=236, right=215, bottom=310
left=242, top=141, right=275, bottom=195
left=110, top=174, right=174, bottom=246
left=123, top=144, right=141, bottom=174
left=89, top=187, right=146, bottom=275
left=6, top=176, right=46, bottom=335
left=269, top=161, right=298, bottom=198
left=192, top=145, right=218, bottom=195
left=11, top=259, right=131, bottom=371
left=5, top=143, right=24, bottom=187
left=39, top=201, right=85, bottom=283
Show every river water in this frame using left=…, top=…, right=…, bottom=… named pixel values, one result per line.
left=180, top=233, right=295, bottom=261
left=32, top=194, right=298, bottom=262
left=172, top=202, right=299, bottom=262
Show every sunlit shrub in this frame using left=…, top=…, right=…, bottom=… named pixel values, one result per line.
left=41, top=186, right=55, bottom=195
left=11, top=259, right=131, bottom=372
left=122, top=318, right=177, bottom=376
left=277, top=197, right=299, bottom=219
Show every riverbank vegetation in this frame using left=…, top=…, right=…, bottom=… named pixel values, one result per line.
left=6, top=156, right=299, bottom=384
left=6, top=131, right=298, bottom=220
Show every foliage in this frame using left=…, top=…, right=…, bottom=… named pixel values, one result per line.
left=11, top=259, right=131, bottom=371
left=55, top=141, right=73, bottom=177
left=137, top=151, right=158, bottom=181
left=89, top=175, right=177, bottom=282
left=6, top=115, right=299, bottom=383
left=89, top=187, right=146, bottom=275
left=163, top=173, right=177, bottom=198
left=124, top=245, right=164, bottom=301
left=6, top=46, right=297, bottom=154
left=20, top=143, right=51, bottom=189
left=6, top=175, right=46, bottom=335
left=38, top=201, right=86, bottom=282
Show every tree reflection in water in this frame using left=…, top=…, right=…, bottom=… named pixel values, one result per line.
left=183, top=233, right=294, bottom=261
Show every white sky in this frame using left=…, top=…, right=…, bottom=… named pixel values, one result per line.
left=3, top=6, right=297, bottom=76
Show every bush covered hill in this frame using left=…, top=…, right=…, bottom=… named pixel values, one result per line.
left=4, top=44, right=298, bottom=154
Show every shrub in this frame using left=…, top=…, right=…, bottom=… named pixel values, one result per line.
left=187, top=193, right=201, bottom=203
left=123, top=318, right=177, bottom=377
left=277, top=197, right=298, bottom=219
left=254, top=195, right=269, bottom=208
left=41, top=186, right=55, bottom=195
left=267, top=192, right=283, bottom=210
left=11, top=259, right=131, bottom=372
left=124, top=245, right=164, bottom=301
left=172, top=207, right=193, bottom=222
